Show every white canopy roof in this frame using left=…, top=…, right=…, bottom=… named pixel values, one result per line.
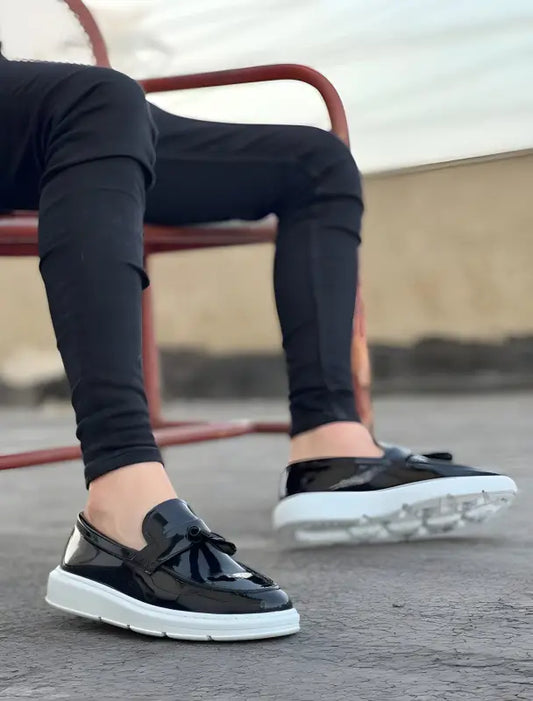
left=2, top=0, right=532, bottom=172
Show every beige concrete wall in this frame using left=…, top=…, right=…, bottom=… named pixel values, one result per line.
left=1, top=150, right=532, bottom=377
left=363, top=149, right=533, bottom=343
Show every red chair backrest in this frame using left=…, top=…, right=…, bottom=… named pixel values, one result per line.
left=62, top=0, right=111, bottom=67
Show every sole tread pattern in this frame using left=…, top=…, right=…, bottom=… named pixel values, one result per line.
left=276, top=490, right=516, bottom=548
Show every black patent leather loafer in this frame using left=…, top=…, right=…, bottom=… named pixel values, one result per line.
left=46, top=499, right=299, bottom=640
left=273, top=447, right=517, bottom=548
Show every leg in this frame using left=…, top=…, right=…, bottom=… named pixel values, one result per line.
left=147, top=106, right=380, bottom=459
left=146, top=106, right=517, bottom=547
left=0, top=61, right=176, bottom=546
left=1, top=61, right=296, bottom=639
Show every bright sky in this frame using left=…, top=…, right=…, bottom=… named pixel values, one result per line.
left=2, top=0, right=532, bottom=171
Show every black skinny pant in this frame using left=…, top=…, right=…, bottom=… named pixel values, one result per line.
left=0, top=60, right=363, bottom=486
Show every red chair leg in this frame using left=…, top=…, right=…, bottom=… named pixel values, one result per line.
left=141, top=258, right=368, bottom=439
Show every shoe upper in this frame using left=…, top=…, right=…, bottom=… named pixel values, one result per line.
left=281, top=447, right=498, bottom=498
left=62, top=499, right=292, bottom=615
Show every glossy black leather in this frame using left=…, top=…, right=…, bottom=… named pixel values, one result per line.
left=62, top=499, right=292, bottom=615
left=282, top=449, right=497, bottom=498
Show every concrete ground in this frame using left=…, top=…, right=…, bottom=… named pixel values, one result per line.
left=0, top=393, right=531, bottom=701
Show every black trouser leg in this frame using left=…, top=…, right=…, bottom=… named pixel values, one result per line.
left=0, top=58, right=362, bottom=488
left=0, top=61, right=162, bottom=485
left=147, top=106, right=363, bottom=435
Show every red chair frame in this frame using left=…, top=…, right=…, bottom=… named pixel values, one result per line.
left=0, top=0, right=373, bottom=471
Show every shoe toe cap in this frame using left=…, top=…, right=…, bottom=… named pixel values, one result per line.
left=244, top=586, right=294, bottom=613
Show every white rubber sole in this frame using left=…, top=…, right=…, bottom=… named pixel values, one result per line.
left=273, top=475, right=517, bottom=548
left=46, top=567, right=300, bottom=641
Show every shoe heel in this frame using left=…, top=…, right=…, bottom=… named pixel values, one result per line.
left=46, top=567, right=101, bottom=622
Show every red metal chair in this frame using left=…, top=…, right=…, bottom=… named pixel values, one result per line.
left=0, top=0, right=373, bottom=471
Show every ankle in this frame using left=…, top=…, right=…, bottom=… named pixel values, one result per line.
left=85, top=462, right=176, bottom=550
left=289, top=422, right=383, bottom=463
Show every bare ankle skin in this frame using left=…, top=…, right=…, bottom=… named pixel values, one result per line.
left=289, top=421, right=384, bottom=463
left=84, top=462, right=176, bottom=550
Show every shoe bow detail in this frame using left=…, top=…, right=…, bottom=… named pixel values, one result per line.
left=187, top=525, right=237, bottom=556
left=131, top=499, right=237, bottom=575
left=381, top=442, right=454, bottom=463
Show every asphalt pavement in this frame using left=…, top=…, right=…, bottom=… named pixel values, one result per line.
left=0, top=393, right=531, bottom=701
